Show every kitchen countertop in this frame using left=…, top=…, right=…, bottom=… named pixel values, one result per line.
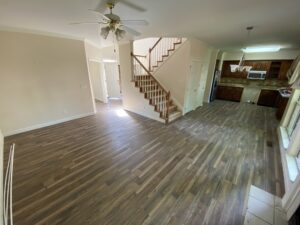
left=218, top=82, right=292, bottom=98
left=218, top=82, right=282, bottom=91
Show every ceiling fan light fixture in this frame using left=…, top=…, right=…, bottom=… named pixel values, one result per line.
left=100, top=26, right=110, bottom=39
left=115, top=28, right=126, bottom=41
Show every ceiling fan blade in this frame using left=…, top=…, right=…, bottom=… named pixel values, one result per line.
left=119, top=0, right=146, bottom=12
left=69, top=22, right=103, bottom=25
left=120, top=20, right=148, bottom=26
left=122, top=25, right=141, bottom=36
left=88, top=9, right=110, bottom=21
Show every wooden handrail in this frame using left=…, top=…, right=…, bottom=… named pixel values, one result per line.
left=149, top=37, right=162, bottom=53
left=131, top=53, right=168, bottom=94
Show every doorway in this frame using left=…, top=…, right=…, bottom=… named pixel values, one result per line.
left=89, top=60, right=108, bottom=104
left=104, top=62, right=121, bottom=100
left=185, top=60, right=204, bottom=112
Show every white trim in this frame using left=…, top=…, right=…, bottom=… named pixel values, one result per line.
left=282, top=169, right=300, bottom=220
left=122, top=107, right=165, bottom=124
left=279, top=126, right=290, bottom=149
left=84, top=39, right=102, bottom=49
left=0, top=25, right=84, bottom=42
left=277, top=127, right=293, bottom=191
left=3, top=112, right=95, bottom=137
left=286, top=154, right=299, bottom=182
left=0, top=130, right=3, bottom=225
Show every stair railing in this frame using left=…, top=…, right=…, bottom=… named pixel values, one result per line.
left=131, top=53, right=170, bottom=122
left=148, top=37, right=182, bottom=72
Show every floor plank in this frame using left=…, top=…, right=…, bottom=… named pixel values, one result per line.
left=4, top=100, right=285, bottom=225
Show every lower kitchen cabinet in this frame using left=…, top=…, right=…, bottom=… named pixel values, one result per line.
left=257, top=90, right=279, bottom=107
left=216, top=86, right=243, bottom=102
left=276, top=95, right=289, bottom=120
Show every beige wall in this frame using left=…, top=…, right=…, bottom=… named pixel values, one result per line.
left=119, top=42, right=164, bottom=123
left=0, top=31, right=95, bottom=136
left=0, top=130, right=3, bottom=225
left=153, top=38, right=218, bottom=113
left=189, top=38, right=219, bottom=104
left=154, top=41, right=191, bottom=110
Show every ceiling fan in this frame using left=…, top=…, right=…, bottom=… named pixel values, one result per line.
left=70, top=0, right=148, bottom=41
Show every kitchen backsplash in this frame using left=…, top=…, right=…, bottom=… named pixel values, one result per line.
left=220, top=78, right=288, bottom=87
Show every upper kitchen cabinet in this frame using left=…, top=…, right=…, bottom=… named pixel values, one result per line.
left=268, top=60, right=293, bottom=80
left=245, top=60, right=271, bottom=71
left=221, top=60, right=247, bottom=78
left=278, top=60, right=293, bottom=80
left=221, top=60, right=293, bottom=80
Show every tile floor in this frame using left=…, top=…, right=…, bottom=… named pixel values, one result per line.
left=244, top=185, right=288, bottom=225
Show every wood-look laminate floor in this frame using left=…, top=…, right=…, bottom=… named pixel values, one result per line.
left=4, top=100, right=284, bottom=225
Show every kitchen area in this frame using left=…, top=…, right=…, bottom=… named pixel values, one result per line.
left=213, top=58, right=294, bottom=120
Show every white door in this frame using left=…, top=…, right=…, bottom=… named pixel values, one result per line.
left=196, top=61, right=208, bottom=107
left=104, top=63, right=121, bottom=98
left=186, top=60, right=203, bottom=112
left=89, top=61, right=108, bottom=103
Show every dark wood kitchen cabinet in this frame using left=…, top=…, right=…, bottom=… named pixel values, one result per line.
left=216, top=86, right=244, bottom=102
left=257, top=90, right=279, bottom=107
left=221, top=60, right=293, bottom=80
left=276, top=95, right=289, bottom=120
left=278, top=60, right=293, bottom=80
left=246, top=60, right=271, bottom=71
left=221, top=61, right=247, bottom=78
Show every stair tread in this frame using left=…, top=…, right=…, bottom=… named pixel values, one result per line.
left=169, top=111, right=181, bottom=116
left=150, top=95, right=166, bottom=99
left=140, top=84, right=158, bottom=87
left=146, top=89, right=163, bottom=93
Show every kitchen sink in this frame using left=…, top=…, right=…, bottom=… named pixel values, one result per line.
left=278, top=88, right=292, bottom=98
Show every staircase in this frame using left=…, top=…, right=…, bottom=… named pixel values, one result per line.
left=131, top=53, right=181, bottom=124
left=148, top=37, right=183, bottom=72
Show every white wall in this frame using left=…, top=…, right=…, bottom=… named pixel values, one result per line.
left=119, top=42, right=164, bottom=123
left=133, top=38, right=160, bottom=56
left=0, top=31, right=95, bottom=136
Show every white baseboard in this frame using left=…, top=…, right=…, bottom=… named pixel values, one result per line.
left=3, top=112, right=95, bottom=137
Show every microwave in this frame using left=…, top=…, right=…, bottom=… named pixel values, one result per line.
left=247, top=70, right=267, bottom=80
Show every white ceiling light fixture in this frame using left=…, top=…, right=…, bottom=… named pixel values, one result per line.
left=230, top=26, right=254, bottom=73
left=242, top=45, right=281, bottom=53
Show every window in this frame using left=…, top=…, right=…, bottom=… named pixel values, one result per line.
left=296, top=151, right=300, bottom=169
left=287, top=98, right=300, bottom=137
